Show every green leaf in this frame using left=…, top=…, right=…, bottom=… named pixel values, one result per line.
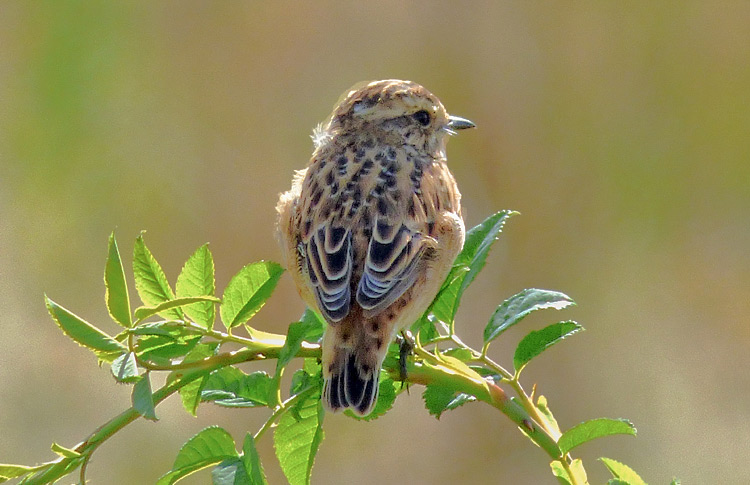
left=443, top=347, right=474, bottom=361
left=135, top=334, right=202, bottom=366
left=422, top=382, right=476, bottom=419
left=276, top=313, right=324, bottom=375
left=273, top=393, right=324, bottom=485
left=0, top=464, right=40, bottom=480
left=513, top=321, right=583, bottom=372
left=134, top=296, right=220, bottom=322
left=558, top=418, right=637, bottom=455
left=671, top=478, right=682, bottom=485
left=129, top=321, right=201, bottom=339
left=133, top=234, right=182, bottom=319
left=220, top=261, right=283, bottom=328
left=415, top=267, right=468, bottom=335
left=212, top=458, right=251, bottom=485
left=105, top=232, right=132, bottom=328
left=176, top=343, right=219, bottom=416
left=202, top=368, right=272, bottom=408
left=599, top=457, right=647, bottom=485
left=411, top=311, right=443, bottom=342
left=454, top=210, right=516, bottom=300
left=51, top=442, right=81, bottom=459
left=132, top=373, right=158, bottom=421
left=484, top=288, right=575, bottom=344
left=241, top=433, right=268, bottom=485
left=157, top=426, right=238, bottom=485
left=269, top=314, right=324, bottom=406
left=442, top=210, right=516, bottom=321
left=288, top=359, right=322, bottom=399
left=111, top=352, right=141, bottom=383
left=550, top=459, right=587, bottom=485
left=536, top=395, right=561, bottom=435
left=176, top=244, right=216, bottom=329
left=46, top=296, right=126, bottom=362
left=413, top=211, right=515, bottom=340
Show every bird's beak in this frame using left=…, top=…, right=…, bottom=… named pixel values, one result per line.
left=447, top=115, right=476, bottom=131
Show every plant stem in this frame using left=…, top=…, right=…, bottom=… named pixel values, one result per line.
left=253, top=386, right=315, bottom=443
left=386, top=359, right=561, bottom=459
left=560, top=458, right=582, bottom=485
left=22, top=340, right=320, bottom=485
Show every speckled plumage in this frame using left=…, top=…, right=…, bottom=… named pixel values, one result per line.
left=277, top=80, right=472, bottom=415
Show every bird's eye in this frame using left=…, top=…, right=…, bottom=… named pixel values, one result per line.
left=412, top=110, right=431, bottom=126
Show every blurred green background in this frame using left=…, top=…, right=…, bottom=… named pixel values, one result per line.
left=2, top=2, right=749, bottom=483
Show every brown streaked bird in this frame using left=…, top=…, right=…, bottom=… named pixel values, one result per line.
left=276, top=80, right=473, bottom=415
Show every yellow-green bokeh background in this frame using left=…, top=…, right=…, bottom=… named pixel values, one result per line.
left=2, top=2, right=749, bottom=483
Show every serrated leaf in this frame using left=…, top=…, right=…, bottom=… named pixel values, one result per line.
left=270, top=311, right=325, bottom=406
left=558, top=418, right=637, bottom=455
left=105, top=232, right=132, bottom=328
left=136, top=334, right=202, bottom=366
left=46, top=296, right=126, bottom=362
left=513, top=321, right=582, bottom=372
left=51, top=442, right=81, bottom=459
left=201, top=368, right=272, bottom=408
left=288, top=367, right=316, bottom=397
left=550, top=459, right=587, bottom=485
left=133, top=235, right=182, bottom=319
left=453, top=210, right=516, bottom=300
left=415, top=211, right=515, bottom=337
left=157, top=426, right=238, bottom=485
left=220, top=261, right=283, bottom=328
left=241, top=434, right=268, bottom=485
left=443, top=347, right=474, bottom=362
left=287, top=359, right=322, bottom=402
left=176, top=244, right=216, bottom=329
left=129, top=321, right=200, bottom=339
left=422, top=383, right=477, bottom=419
left=276, top=312, right=324, bottom=375
left=485, top=288, right=575, bottom=344
left=132, top=373, right=157, bottom=421
left=212, top=458, right=251, bottom=485
left=176, top=343, right=219, bottom=416
left=111, top=352, right=141, bottom=383
left=273, top=393, right=324, bottom=485
left=273, top=393, right=323, bottom=485
left=134, top=296, right=220, bottom=322
left=411, top=311, right=442, bottom=342
left=599, top=457, right=647, bottom=485
left=0, top=464, right=40, bottom=480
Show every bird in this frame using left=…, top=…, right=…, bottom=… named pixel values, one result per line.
left=276, top=79, right=474, bottom=416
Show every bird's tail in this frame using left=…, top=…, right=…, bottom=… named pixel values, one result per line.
left=322, top=326, right=384, bottom=416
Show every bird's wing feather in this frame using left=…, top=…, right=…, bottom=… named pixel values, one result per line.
left=356, top=215, right=429, bottom=317
left=306, top=223, right=352, bottom=322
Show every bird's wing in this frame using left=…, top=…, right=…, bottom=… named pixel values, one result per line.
left=356, top=215, right=430, bottom=318
left=305, top=223, right=353, bottom=323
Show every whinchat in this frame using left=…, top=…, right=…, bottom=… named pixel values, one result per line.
left=277, top=80, right=473, bottom=415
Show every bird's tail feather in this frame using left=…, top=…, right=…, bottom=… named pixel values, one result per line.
left=324, top=350, right=380, bottom=416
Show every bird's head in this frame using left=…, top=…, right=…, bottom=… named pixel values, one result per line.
left=318, top=80, right=474, bottom=156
